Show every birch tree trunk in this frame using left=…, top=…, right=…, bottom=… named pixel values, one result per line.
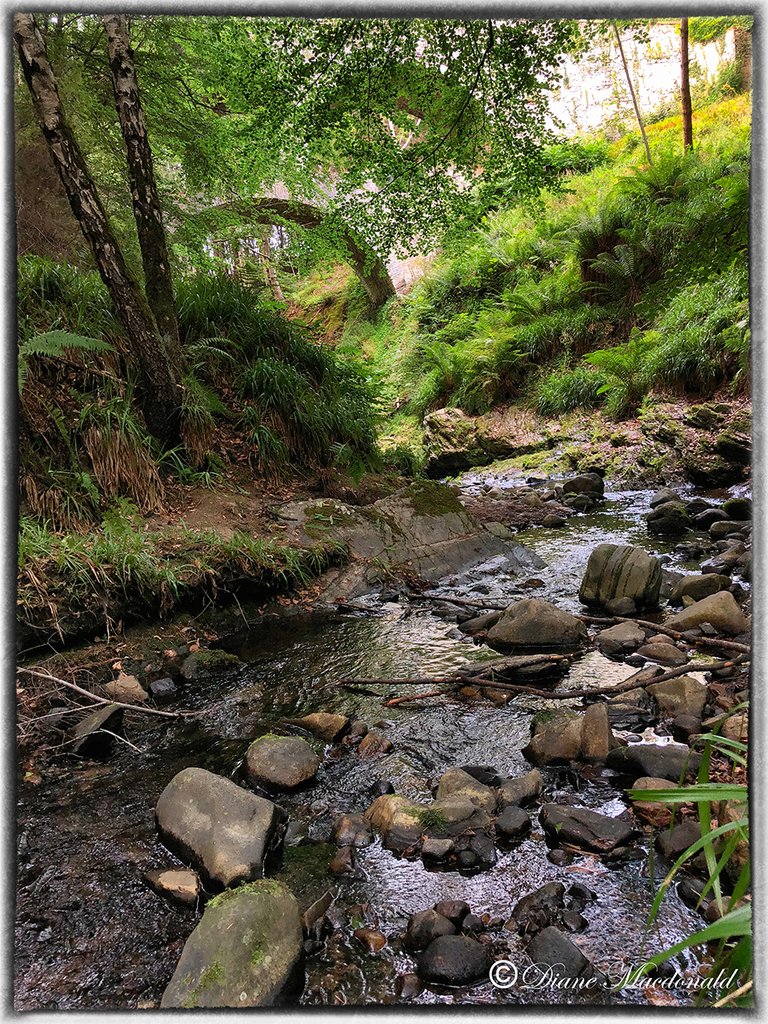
left=103, top=14, right=183, bottom=366
left=259, top=232, right=285, bottom=301
left=14, top=13, right=182, bottom=446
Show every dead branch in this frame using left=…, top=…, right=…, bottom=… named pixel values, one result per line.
left=380, top=654, right=749, bottom=707
left=578, top=613, right=750, bottom=655
left=17, top=668, right=201, bottom=718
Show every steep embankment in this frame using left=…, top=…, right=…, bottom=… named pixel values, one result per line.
left=289, top=95, right=751, bottom=483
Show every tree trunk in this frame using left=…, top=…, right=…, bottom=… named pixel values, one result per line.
left=259, top=232, right=285, bottom=301
left=733, top=26, right=752, bottom=92
left=612, top=22, right=653, bottom=166
left=680, top=18, right=694, bottom=151
left=14, top=13, right=182, bottom=446
left=199, top=197, right=396, bottom=309
left=103, top=14, right=183, bottom=367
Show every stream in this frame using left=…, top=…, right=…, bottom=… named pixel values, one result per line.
left=15, top=477, right=745, bottom=1009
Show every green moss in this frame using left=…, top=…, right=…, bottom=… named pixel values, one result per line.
left=206, top=879, right=286, bottom=912
left=250, top=942, right=265, bottom=966
left=182, top=960, right=225, bottom=1006
left=194, top=648, right=242, bottom=669
left=406, top=481, right=464, bottom=517
left=416, top=807, right=448, bottom=832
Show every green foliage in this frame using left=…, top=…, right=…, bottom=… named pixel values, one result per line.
left=688, top=17, right=752, bottom=44
left=584, top=331, right=656, bottom=418
left=18, top=330, right=115, bottom=393
left=628, top=707, right=751, bottom=1005
left=534, top=364, right=606, bottom=415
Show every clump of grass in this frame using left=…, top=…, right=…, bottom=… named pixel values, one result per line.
left=534, top=364, right=607, bottom=416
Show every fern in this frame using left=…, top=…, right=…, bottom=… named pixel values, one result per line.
left=18, top=330, right=115, bottom=393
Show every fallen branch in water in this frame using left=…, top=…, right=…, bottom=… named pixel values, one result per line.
left=578, top=613, right=750, bottom=655
left=336, top=653, right=572, bottom=692
left=379, top=654, right=749, bottom=707
left=406, top=594, right=511, bottom=611
left=17, top=668, right=202, bottom=719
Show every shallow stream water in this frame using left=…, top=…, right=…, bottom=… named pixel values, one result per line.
left=15, top=476, right=745, bottom=1009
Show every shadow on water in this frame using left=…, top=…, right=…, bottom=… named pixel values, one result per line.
left=17, top=480, right=738, bottom=1009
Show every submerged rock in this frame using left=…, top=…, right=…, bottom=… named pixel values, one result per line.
left=160, top=880, right=303, bottom=1008
left=358, top=731, right=394, bottom=758
left=245, top=735, right=321, bottom=790
left=155, top=767, right=284, bottom=888
left=579, top=544, right=661, bottom=611
left=526, top=927, right=592, bottom=980
left=285, top=712, right=349, bottom=742
left=332, top=813, right=372, bottom=848
left=486, top=598, right=587, bottom=650
left=507, top=882, right=565, bottom=935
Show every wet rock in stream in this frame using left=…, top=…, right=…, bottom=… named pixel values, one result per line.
left=245, top=735, right=321, bottom=790
left=161, top=880, right=303, bottom=1008
left=417, top=935, right=492, bottom=987
left=155, top=768, right=285, bottom=889
left=539, top=804, right=637, bottom=855
left=579, top=544, right=661, bottom=611
left=285, top=712, right=349, bottom=742
left=487, top=598, right=587, bottom=650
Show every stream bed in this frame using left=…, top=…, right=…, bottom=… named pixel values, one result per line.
left=15, top=479, right=743, bottom=1009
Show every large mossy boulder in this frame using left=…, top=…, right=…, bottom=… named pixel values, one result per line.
left=155, top=768, right=284, bottom=889
left=245, top=735, right=321, bottom=790
left=579, top=543, right=661, bottom=611
left=486, top=598, right=586, bottom=650
left=160, top=880, right=303, bottom=1008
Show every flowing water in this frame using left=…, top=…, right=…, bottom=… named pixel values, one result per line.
left=15, top=478, right=744, bottom=1009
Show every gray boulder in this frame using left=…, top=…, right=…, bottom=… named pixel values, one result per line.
left=562, top=473, right=604, bottom=497
left=606, top=743, right=700, bottom=781
left=579, top=544, right=661, bottom=611
left=665, top=591, right=746, bottom=636
left=636, top=643, right=688, bottom=667
left=650, top=487, right=682, bottom=508
left=160, top=881, right=302, bottom=1007
left=596, top=620, right=646, bottom=658
left=404, top=909, right=457, bottom=951
left=497, top=769, right=543, bottom=808
left=670, top=574, right=732, bottom=605
left=155, top=767, right=284, bottom=888
left=245, top=735, right=321, bottom=790
left=539, top=804, right=636, bottom=854
left=648, top=675, right=707, bottom=720
left=436, top=768, right=497, bottom=812
left=417, top=935, right=491, bottom=986
left=523, top=706, right=617, bottom=766
left=647, top=501, right=691, bottom=537
left=496, top=806, right=531, bottom=841
left=486, top=598, right=586, bottom=650
left=655, top=822, right=701, bottom=863
left=526, top=927, right=592, bottom=979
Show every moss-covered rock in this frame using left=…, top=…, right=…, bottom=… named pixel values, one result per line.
left=161, top=880, right=303, bottom=1007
